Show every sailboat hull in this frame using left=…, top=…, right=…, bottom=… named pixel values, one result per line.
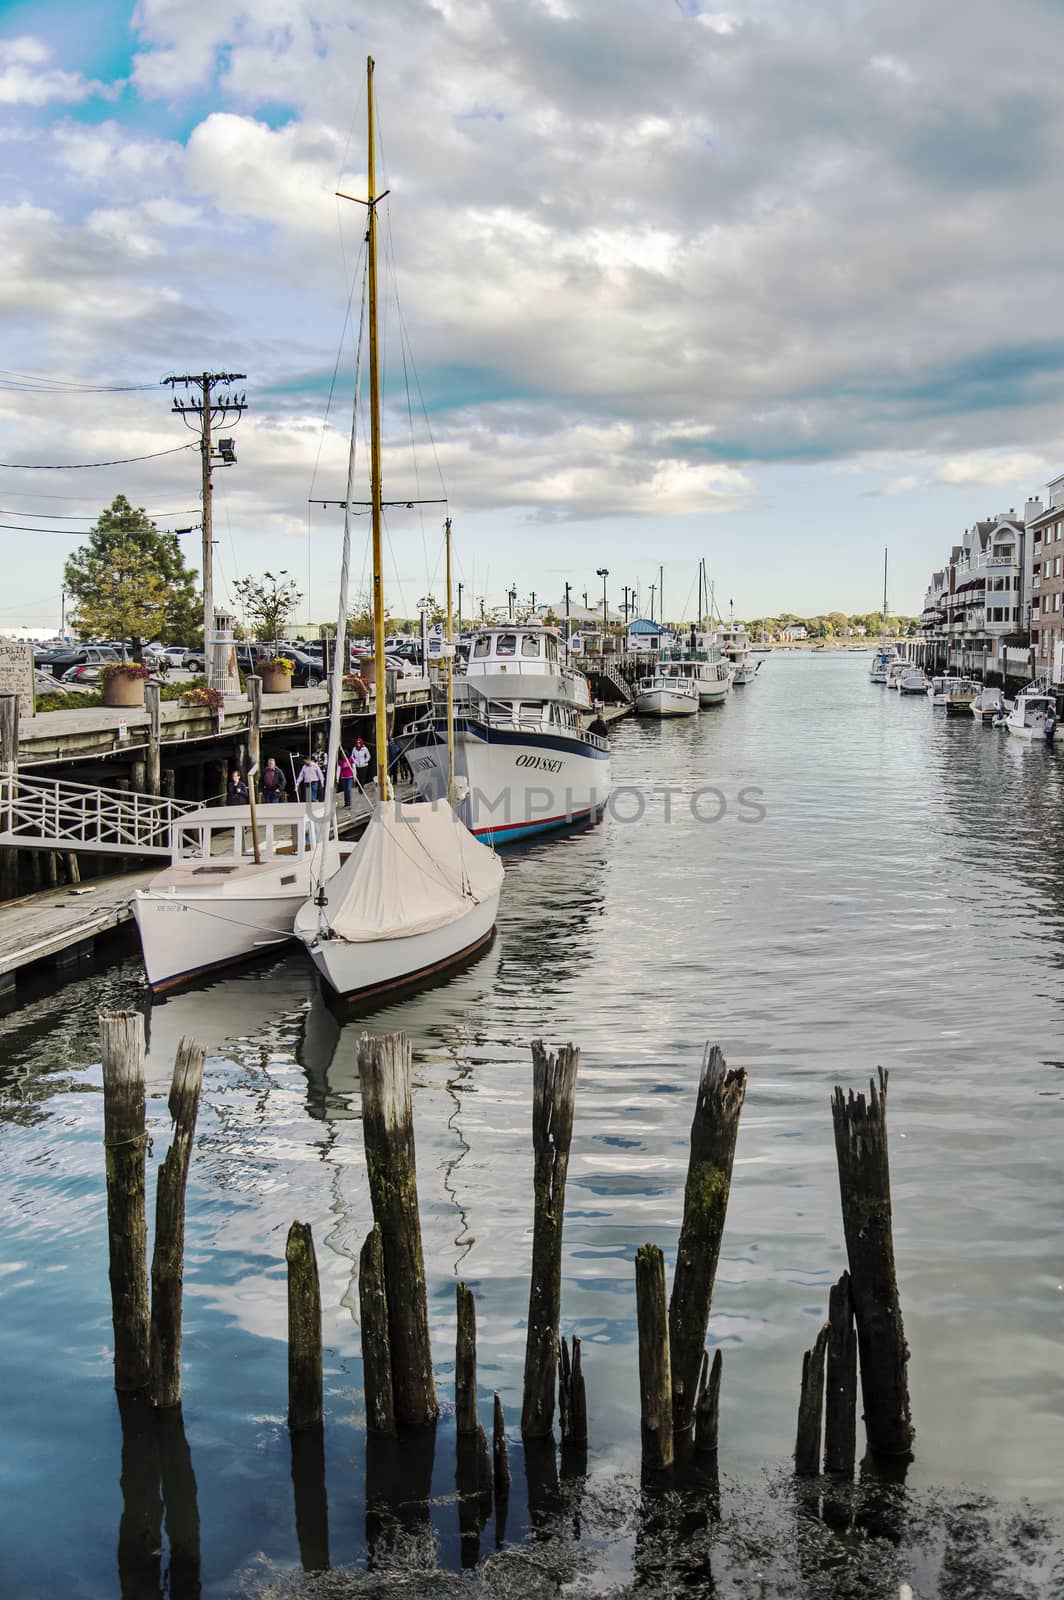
left=133, top=886, right=306, bottom=992
left=296, top=888, right=501, bottom=1000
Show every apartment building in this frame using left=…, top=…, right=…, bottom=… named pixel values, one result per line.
left=1028, top=474, right=1064, bottom=682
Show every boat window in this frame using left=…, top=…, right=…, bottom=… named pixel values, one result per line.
left=242, top=825, right=269, bottom=856
left=473, top=636, right=491, bottom=659
left=496, top=634, right=517, bottom=657
left=270, top=823, right=299, bottom=855
left=521, top=634, right=542, bottom=657
left=545, top=636, right=559, bottom=665
left=175, top=827, right=203, bottom=860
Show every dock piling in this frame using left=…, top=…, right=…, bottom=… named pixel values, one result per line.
left=824, top=1270, right=858, bottom=1475
left=145, top=683, right=161, bottom=796
left=150, top=1036, right=206, bottom=1408
left=492, top=1392, right=510, bottom=1499
left=558, top=1334, right=587, bottom=1447
left=521, top=1040, right=579, bottom=1438
left=286, top=1221, right=323, bottom=1431
left=358, top=1031, right=438, bottom=1426
left=694, top=1348, right=723, bottom=1455
left=358, top=1223, right=395, bottom=1436
left=668, top=1044, right=747, bottom=1436
left=831, top=1069, right=913, bottom=1459
left=794, top=1323, right=830, bottom=1476
left=635, top=1243, right=673, bottom=1472
left=100, top=1011, right=151, bottom=1393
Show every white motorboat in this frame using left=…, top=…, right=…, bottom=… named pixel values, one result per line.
left=295, top=799, right=502, bottom=1002
left=944, top=678, right=978, bottom=715
left=295, top=57, right=504, bottom=1003
left=899, top=668, right=930, bottom=695
left=133, top=804, right=345, bottom=992
left=407, top=623, right=610, bottom=843
left=717, top=621, right=759, bottom=684
left=886, top=659, right=908, bottom=690
left=929, top=675, right=951, bottom=705
left=658, top=635, right=732, bottom=706
left=1004, top=690, right=1062, bottom=743
left=636, top=673, right=700, bottom=717
left=970, top=685, right=1005, bottom=723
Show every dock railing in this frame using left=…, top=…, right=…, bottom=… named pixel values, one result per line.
left=0, top=772, right=198, bottom=856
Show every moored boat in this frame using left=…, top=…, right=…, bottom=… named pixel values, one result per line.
left=1004, top=690, right=1062, bottom=742
left=636, top=673, right=700, bottom=717
left=945, top=678, right=978, bottom=714
left=899, top=668, right=930, bottom=695
left=133, top=804, right=345, bottom=992
left=970, top=685, right=1005, bottom=723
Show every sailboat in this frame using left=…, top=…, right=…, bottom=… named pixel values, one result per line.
left=656, top=560, right=731, bottom=706
left=293, top=58, right=503, bottom=1003
left=869, top=547, right=897, bottom=684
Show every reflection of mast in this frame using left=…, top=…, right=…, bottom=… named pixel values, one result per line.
left=442, top=1059, right=475, bottom=1272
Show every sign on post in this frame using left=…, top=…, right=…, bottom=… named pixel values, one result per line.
left=0, top=643, right=35, bottom=717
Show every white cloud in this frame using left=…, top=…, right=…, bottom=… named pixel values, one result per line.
left=0, top=36, right=108, bottom=107
left=935, top=452, right=1052, bottom=488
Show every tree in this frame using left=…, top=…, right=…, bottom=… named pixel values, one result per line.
left=233, top=570, right=302, bottom=643
left=64, top=494, right=201, bottom=659
left=347, top=587, right=391, bottom=641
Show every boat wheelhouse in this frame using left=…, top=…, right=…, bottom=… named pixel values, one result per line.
left=658, top=636, right=732, bottom=706
left=407, top=624, right=610, bottom=844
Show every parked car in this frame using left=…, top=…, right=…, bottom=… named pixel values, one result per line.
left=52, top=646, right=120, bottom=680
left=182, top=648, right=206, bottom=673
left=162, top=645, right=188, bottom=668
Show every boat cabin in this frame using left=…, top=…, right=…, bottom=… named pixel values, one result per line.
left=461, top=626, right=591, bottom=707
left=168, top=803, right=331, bottom=866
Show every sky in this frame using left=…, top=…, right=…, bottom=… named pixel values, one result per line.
left=1, top=0, right=1062, bottom=630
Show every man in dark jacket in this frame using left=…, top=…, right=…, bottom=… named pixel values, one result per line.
left=262, top=757, right=287, bottom=801
left=226, top=769, right=249, bottom=805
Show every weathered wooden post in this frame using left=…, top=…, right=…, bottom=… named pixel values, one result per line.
left=492, top=1393, right=510, bottom=1499
left=455, top=1283, right=492, bottom=1565
left=635, top=1243, right=673, bottom=1472
left=558, top=1335, right=587, bottom=1448
left=145, top=682, right=161, bottom=797
left=694, top=1348, right=723, bottom=1455
left=824, top=1271, right=858, bottom=1475
left=794, top=1323, right=830, bottom=1476
left=669, top=1044, right=747, bottom=1435
left=521, top=1040, right=579, bottom=1438
left=286, top=1221, right=323, bottom=1431
left=358, top=1224, right=395, bottom=1435
left=100, top=1011, right=151, bottom=1392
left=150, top=1036, right=206, bottom=1408
left=358, top=1032, right=438, bottom=1426
left=831, top=1069, right=913, bottom=1459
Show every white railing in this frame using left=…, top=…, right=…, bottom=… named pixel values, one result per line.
left=0, top=773, right=198, bottom=855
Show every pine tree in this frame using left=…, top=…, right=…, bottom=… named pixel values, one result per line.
left=64, top=495, right=200, bottom=659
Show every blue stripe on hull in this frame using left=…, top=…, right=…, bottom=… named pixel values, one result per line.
left=479, top=805, right=603, bottom=845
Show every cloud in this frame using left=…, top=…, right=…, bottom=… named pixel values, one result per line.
left=934, top=451, right=1052, bottom=488
left=0, top=36, right=110, bottom=107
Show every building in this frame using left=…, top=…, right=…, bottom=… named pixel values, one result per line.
left=1028, top=476, right=1064, bottom=682
left=918, top=506, right=1035, bottom=683
left=626, top=618, right=673, bottom=652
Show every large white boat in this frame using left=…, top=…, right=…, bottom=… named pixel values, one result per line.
left=658, top=636, right=732, bottom=706
left=899, top=667, right=930, bottom=695
left=886, top=659, right=908, bottom=690
left=407, top=624, right=610, bottom=843
left=295, top=57, right=503, bottom=1004
left=717, top=623, right=759, bottom=684
left=1004, top=690, right=1062, bottom=743
left=133, top=804, right=345, bottom=992
left=636, top=673, right=700, bottom=717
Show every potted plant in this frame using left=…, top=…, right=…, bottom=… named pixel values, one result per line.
left=179, top=684, right=225, bottom=711
left=260, top=655, right=295, bottom=694
left=101, top=660, right=151, bottom=708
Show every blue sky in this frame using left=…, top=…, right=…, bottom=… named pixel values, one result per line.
left=0, top=0, right=1062, bottom=629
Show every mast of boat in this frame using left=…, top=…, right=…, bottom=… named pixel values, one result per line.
left=365, top=56, right=389, bottom=803
left=881, top=546, right=888, bottom=647
left=445, top=515, right=456, bottom=807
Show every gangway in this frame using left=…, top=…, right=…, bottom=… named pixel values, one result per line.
left=0, top=773, right=198, bottom=856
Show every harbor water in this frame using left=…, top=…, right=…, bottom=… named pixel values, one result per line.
left=1, top=652, right=1061, bottom=1596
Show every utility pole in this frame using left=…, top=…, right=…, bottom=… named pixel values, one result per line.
left=564, top=581, right=572, bottom=646
left=164, top=371, right=247, bottom=692
left=530, top=590, right=536, bottom=614
left=623, top=584, right=631, bottom=627
left=659, top=564, right=664, bottom=631
left=596, top=567, right=609, bottom=640
left=649, top=583, right=656, bottom=623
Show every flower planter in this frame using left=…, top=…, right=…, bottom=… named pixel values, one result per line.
left=103, top=674, right=147, bottom=708
left=261, top=666, right=293, bottom=695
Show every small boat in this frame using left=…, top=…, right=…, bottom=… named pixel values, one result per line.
left=944, top=679, right=978, bottom=714
left=636, top=673, right=700, bottom=717
left=295, top=56, right=503, bottom=1002
left=1004, top=690, right=1062, bottom=743
left=929, top=675, right=951, bottom=705
left=886, top=660, right=907, bottom=690
left=970, top=685, right=1005, bottom=723
left=898, top=668, right=929, bottom=695
left=133, top=804, right=346, bottom=992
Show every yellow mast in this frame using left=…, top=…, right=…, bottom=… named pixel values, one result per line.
left=366, top=56, right=389, bottom=802
left=445, top=515, right=455, bottom=806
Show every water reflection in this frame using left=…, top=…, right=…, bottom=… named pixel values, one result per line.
left=116, top=1396, right=200, bottom=1600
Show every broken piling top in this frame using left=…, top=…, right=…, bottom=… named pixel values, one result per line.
left=669, top=1043, right=747, bottom=1436
left=831, top=1065, right=914, bottom=1460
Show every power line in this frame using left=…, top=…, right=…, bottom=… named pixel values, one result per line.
left=0, top=368, right=160, bottom=393
left=0, top=521, right=199, bottom=536
left=0, top=444, right=195, bottom=469
left=0, top=506, right=200, bottom=520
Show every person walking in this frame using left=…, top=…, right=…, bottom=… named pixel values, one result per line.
left=337, top=750, right=356, bottom=809
left=353, top=737, right=372, bottom=791
left=226, top=769, right=249, bottom=805
left=295, top=753, right=325, bottom=802
left=261, top=757, right=287, bottom=803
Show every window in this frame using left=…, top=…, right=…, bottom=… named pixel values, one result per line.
left=1056, top=593, right=1061, bottom=613
left=496, top=633, right=517, bottom=657
left=521, top=634, right=542, bottom=657
left=473, top=637, right=491, bottom=658
left=1056, top=557, right=1062, bottom=578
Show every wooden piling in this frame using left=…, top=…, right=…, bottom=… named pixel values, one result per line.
left=150, top=1036, right=206, bottom=1408
left=831, top=1069, right=913, bottom=1459
left=145, top=683, right=161, bottom=796
left=521, top=1040, right=579, bottom=1438
left=358, top=1224, right=395, bottom=1436
left=669, top=1044, right=747, bottom=1435
left=794, top=1323, right=830, bottom=1476
left=694, top=1348, right=723, bottom=1455
left=455, top=1281, right=479, bottom=1435
left=286, top=1221, right=323, bottom=1431
left=558, top=1335, right=587, bottom=1447
left=358, top=1032, right=438, bottom=1426
left=824, top=1270, right=858, bottom=1475
left=635, top=1243, right=673, bottom=1472
left=492, top=1392, right=510, bottom=1498
left=100, top=1011, right=151, bottom=1392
